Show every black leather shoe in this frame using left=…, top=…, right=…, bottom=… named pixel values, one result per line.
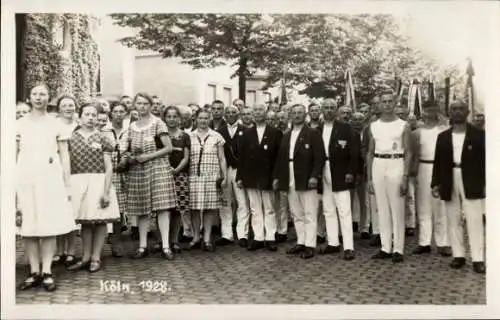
left=343, top=250, right=355, bottom=261
left=238, top=238, right=248, bottom=248
left=369, top=235, right=381, bottom=247
left=275, top=233, right=288, bottom=243
left=18, top=273, right=42, bottom=291
left=66, top=259, right=91, bottom=271
left=371, top=250, right=392, bottom=259
left=41, top=273, right=56, bottom=292
left=171, top=243, right=182, bottom=254
left=286, top=244, right=305, bottom=254
left=405, top=228, right=415, bottom=237
left=111, top=247, right=124, bottom=258
left=450, top=257, right=466, bottom=269
left=215, top=238, right=233, bottom=246
left=317, top=236, right=326, bottom=244
left=319, top=245, right=341, bottom=255
left=413, top=245, right=431, bottom=254
left=266, top=241, right=278, bottom=252
left=392, top=252, right=404, bottom=263
left=473, top=262, right=486, bottom=274
left=188, top=241, right=201, bottom=250
left=248, top=241, right=265, bottom=251
left=437, top=246, right=452, bottom=257
left=360, top=232, right=370, bottom=240
left=131, top=248, right=149, bottom=259
left=300, top=247, right=315, bottom=259
left=180, top=235, right=193, bottom=243
left=202, top=242, right=215, bottom=252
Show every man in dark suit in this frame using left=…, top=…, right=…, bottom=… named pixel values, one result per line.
left=431, top=100, right=485, bottom=274
left=350, top=111, right=371, bottom=239
left=237, top=104, right=282, bottom=251
left=317, top=99, right=358, bottom=260
left=209, top=100, right=227, bottom=131
left=273, top=104, right=326, bottom=259
left=216, top=105, right=249, bottom=247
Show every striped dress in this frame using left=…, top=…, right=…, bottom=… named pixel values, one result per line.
left=124, top=117, right=177, bottom=216
left=188, top=129, right=226, bottom=210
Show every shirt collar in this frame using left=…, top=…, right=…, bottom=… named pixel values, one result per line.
left=227, top=122, right=239, bottom=129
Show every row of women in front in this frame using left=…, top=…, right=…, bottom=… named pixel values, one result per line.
left=16, top=84, right=485, bottom=293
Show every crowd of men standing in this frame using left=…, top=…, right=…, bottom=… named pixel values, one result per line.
left=160, top=91, right=485, bottom=272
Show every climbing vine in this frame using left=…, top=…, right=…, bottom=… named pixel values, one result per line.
left=23, top=13, right=99, bottom=104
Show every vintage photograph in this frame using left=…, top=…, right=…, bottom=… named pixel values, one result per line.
left=7, top=5, right=492, bottom=312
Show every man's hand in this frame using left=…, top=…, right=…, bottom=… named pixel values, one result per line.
left=308, top=177, right=318, bottom=189
left=272, top=179, right=279, bottom=191
left=345, top=174, right=354, bottom=184
left=399, top=176, right=409, bottom=197
left=236, top=180, right=244, bottom=189
left=431, top=186, right=440, bottom=198
left=367, top=180, right=375, bottom=194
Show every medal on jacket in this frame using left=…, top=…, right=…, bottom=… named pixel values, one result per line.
left=264, top=144, right=268, bottom=150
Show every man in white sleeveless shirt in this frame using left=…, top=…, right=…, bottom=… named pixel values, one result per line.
left=367, top=90, right=412, bottom=263
left=410, top=101, right=451, bottom=256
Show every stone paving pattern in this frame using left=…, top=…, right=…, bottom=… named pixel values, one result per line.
left=15, top=229, right=485, bottom=304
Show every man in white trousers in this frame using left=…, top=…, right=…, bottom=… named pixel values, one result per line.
left=411, top=102, right=451, bottom=256
left=431, top=100, right=485, bottom=274
left=237, top=104, right=282, bottom=251
left=318, top=99, right=358, bottom=260
left=273, top=104, right=325, bottom=259
left=367, top=90, right=412, bottom=263
left=216, top=105, right=248, bottom=247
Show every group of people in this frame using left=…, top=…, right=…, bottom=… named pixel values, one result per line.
left=15, top=83, right=486, bottom=293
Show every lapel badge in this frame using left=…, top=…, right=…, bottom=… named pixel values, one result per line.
left=264, top=144, right=268, bottom=150
left=305, top=143, right=310, bottom=149
left=239, top=131, right=243, bottom=136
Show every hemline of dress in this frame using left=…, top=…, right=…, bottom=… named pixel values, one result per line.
left=76, top=218, right=120, bottom=224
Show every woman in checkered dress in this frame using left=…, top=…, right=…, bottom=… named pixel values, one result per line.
left=188, top=109, right=228, bottom=252
left=161, top=105, right=192, bottom=254
left=65, top=103, right=120, bottom=273
left=122, top=93, right=177, bottom=260
left=101, top=102, right=129, bottom=257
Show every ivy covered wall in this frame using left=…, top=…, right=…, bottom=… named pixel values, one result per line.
left=20, top=13, right=100, bottom=104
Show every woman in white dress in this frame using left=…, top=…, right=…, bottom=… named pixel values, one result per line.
left=53, top=95, right=80, bottom=268
left=16, top=84, right=77, bottom=292
left=66, top=103, right=120, bottom=272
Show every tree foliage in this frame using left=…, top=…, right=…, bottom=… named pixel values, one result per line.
left=110, top=13, right=459, bottom=104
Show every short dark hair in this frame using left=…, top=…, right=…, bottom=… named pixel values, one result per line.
left=78, top=102, right=98, bottom=117
left=212, top=100, right=224, bottom=106
left=120, top=95, right=132, bottom=101
left=133, top=92, right=154, bottom=106
left=56, top=94, right=79, bottom=113
left=161, top=105, right=181, bottom=122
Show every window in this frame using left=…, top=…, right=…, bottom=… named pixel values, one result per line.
left=206, top=84, right=217, bottom=103
left=246, top=90, right=256, bottom=107
left=263, top=92, right=272, bottom=104
left=223, top=87, right=232, bottom=106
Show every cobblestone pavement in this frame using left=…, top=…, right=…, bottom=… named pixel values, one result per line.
left=15, top=228, right=485, bottom=304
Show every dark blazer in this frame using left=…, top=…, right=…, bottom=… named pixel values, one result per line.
left=217, top=123, right=246, bottom=169
left=318, top=121, right=359, bottom=192
left=273, top=125, right=326, bottom=192
left=236, top=125, right=282, bottom=190
left=431, top=123, right=485, bottom=201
